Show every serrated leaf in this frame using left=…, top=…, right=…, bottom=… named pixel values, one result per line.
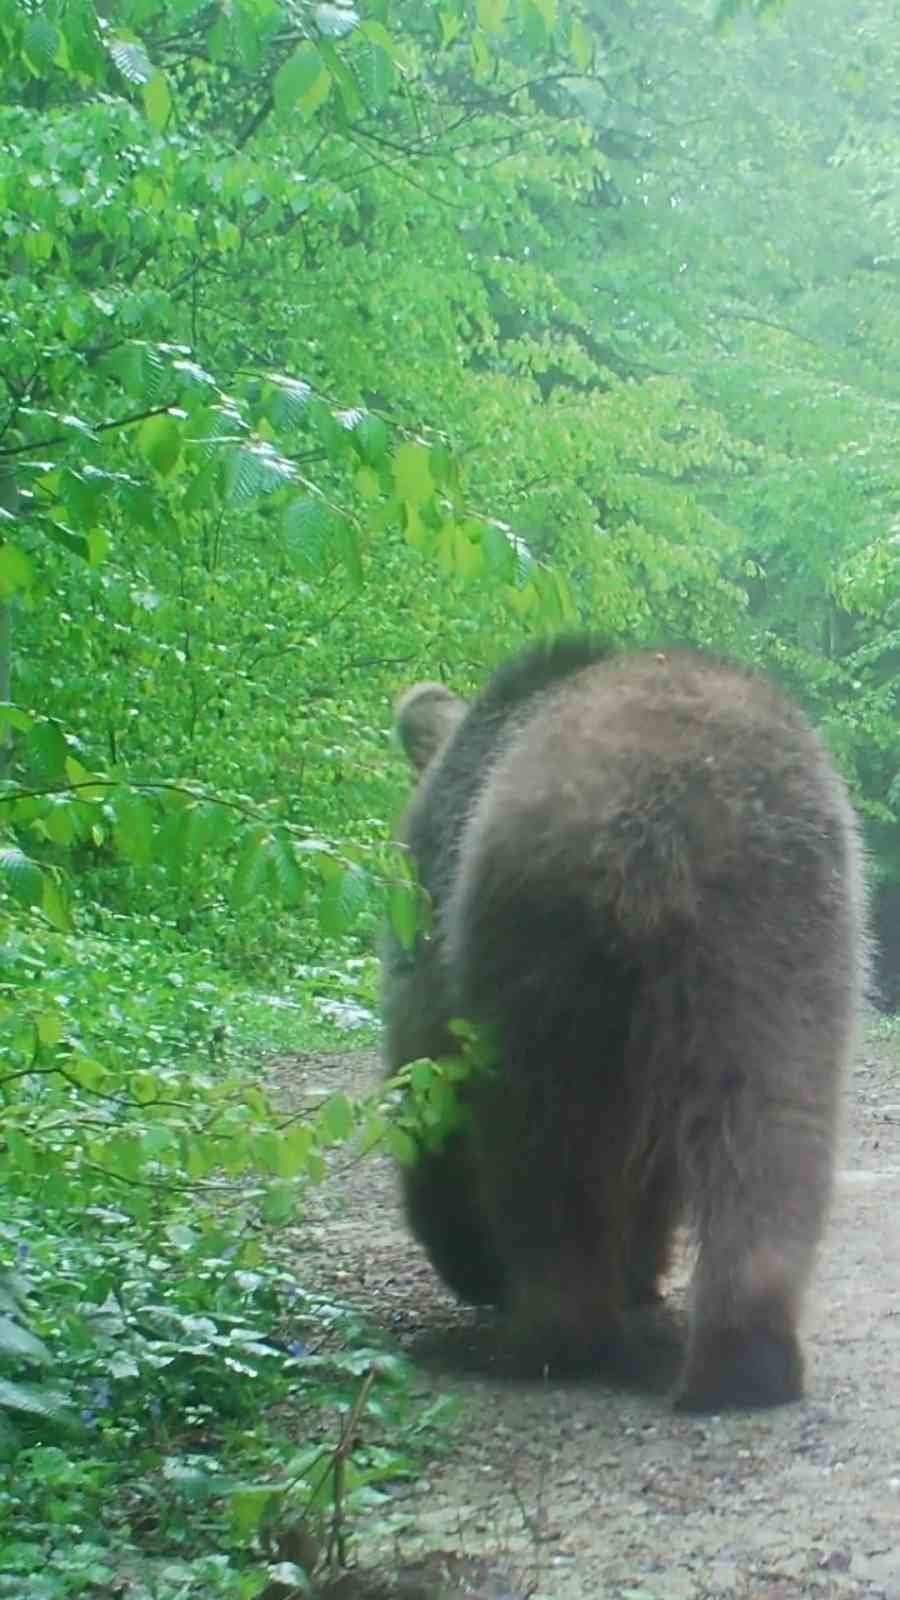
left=108, top=35, right=154, bottom=83
left=230, top=826, right=271, bottom=909
left=265, top=373, right=312, bottom=430
left=111, top=790, right=154, bottom=867
left=284, top=497, right=334, bottom=576
left=0, top=1377, right=74, bottom=1424
left=23, top=15, right=61, bottom=72
left=274, top=42, right=332, bottom=120
left=352, top=412, right=389, bottom=465
left=308, top=399, right=350, bottom=462
left=184, top=801, right=229, bottom=857
left=225, top=443, right=295, bottom=503
left=318, top=865, right=368, bottom=935
left=138, top=415, right=181, bottom=476
left=482, top=522, right=516, bottom=579
left=26, top=718, right=68, bottom=782
left=355, top=39, right=395, bottom=108
left=143, top=70, right=173, bottom=131
left=269, top=830, right=305, bottom=907
left=0, top=544, right=35, bottom=598
left=110, top=342, right=166, bottom=403
left=0, top=1316, right=51, bottom=1367
left=0, top=848, right=43, bottom=908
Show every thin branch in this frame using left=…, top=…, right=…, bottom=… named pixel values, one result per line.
left=0, top=405, right=174, bottom=459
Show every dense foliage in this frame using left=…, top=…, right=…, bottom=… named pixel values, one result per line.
left=2, top=0, right=900, bottom=1591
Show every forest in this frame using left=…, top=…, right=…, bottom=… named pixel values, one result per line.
left=2, top=0, right=900, bottom=1594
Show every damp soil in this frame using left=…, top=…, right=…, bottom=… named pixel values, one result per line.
left=266, top=1030, right=900, bottom=1600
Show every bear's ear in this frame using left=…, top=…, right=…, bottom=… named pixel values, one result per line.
left=394, top=682, right=467, bottom=773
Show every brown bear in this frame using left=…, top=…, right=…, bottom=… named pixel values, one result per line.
left=381, top=638, right=868, bottom=1410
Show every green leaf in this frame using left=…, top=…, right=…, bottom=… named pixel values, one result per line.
left=37, top=1011, right=64, bottom=1048
left=111, top=790, right=155, bottom=867
left=356, top=465, right=381, bottom=502
left=385, top=1126, right=417, bottom=1165
left=471, top=29, right=491, bottom=78
left=260, top=1181, right=301, bottom=1223
left=477, top=0, right=507, bottom=31
left=70, top=1054, right=109, bottom=1090
left=308, top=399, right=351, bottom=462
left=225, top=443, right=295, bottom=503
left=388, top=880, right=422, bottom=950
left=334, top=519, right=363, bottom=588
left=265, top=373, right=313, bottom=430
left=318, top=865, right=368, bottom=935
left=109, top=342, right=166, bottom=403
left=0, top=704, right=31, bottom=734
left=482, top=523, right=516, bottom=579
left=25, top=718, right=68, bottom=782
left=359, top=19, right=402, bottom=57
left=42, top=876, right=74, bottom=934
left=269, top=830, right=305, bottom=907
left=320, top=1093, right=355, bottom=1143
left=138, top=415, right=182, bottom=476
left=274, top=42, right=333, bottom=120
left=274, top=1124, right=314, bottom=1178
left=41, top=523, right=90, bottom=561
left=523, top=0, right=557, bottom=29
left=570, top=17, right=592, bottom=69
left=284, top=497, right=334, bottom=576
left=0, top=1315, right=50, bottom=1366
left=352, top=412, right=389, bottom=465
left=144, top=70, right=173, bottom=131
left=0, top=1378, right=74, bottom=1425
left=230, top=1486, right=278, bottom=1539
left=23, top=15, right=61, bottom=73
left=108, top=36, right=154, bottom=83
left=230, top=826, right=271, bottom=909
left=184, top=801, right=230, bottom=857
left=355, top=39, right=396, bottom=108
left=0, top=544, right=35, bottom=598
left=0, top=848, right=43, bottom=908
left=320, top=41, right=364, bottom=118
left=392, top=443, right=434, bottom=509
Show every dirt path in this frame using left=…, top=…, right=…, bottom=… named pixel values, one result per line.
left=268, top=1031, right=900, bottom=1599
